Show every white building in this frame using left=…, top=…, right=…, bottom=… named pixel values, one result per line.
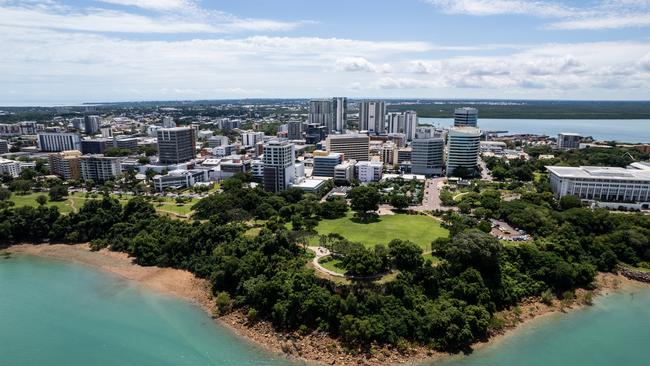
left=333, top=97, right=347, bottom=133
left=0, top=158, right=21, bottom=177
left=162, top=116, right=176, bottom=128
left=446, top=127, right=481, bottom=177
left=356, top=160, right=383, bottom=183
left=207, top=135, right=229, bottom=148
left=547, top=165, right=650, bottom=207
left=387, top=111, right=417, bottom=141
left=153, top=169, right=208, bottom=192
left=557, top=133, right=582, bottom=150
left=241, top=131, right=265, bottom=147
left=309, top=99, right=334, bottom=132
left=334, top=161, right=355, bottom=182
left=359, top=100, right=385, bottom=134
left=37, top=132, right=81, bottom=152
left=80, top=155, right=122, bottom=182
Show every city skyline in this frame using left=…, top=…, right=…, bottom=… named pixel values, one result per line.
left=2, top=0, right=650, bottom=105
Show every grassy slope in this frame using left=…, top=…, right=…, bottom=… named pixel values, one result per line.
left=310, top=212, right=448, bottom=251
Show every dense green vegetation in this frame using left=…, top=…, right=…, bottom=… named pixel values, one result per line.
left=1, top=170, right=649, bottom=355
left=389, top=100, right=650, bottom=119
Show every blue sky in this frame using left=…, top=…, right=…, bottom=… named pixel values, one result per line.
left=1, top=0, right=650, bottom=104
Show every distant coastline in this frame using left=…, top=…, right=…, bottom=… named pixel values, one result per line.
left=5, top=243, right=650, bottom=366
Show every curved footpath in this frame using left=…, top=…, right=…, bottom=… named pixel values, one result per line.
left=5, top=243, right=650, bottom=366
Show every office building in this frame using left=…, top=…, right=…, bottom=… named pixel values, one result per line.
left=100, top=126, right=113, bottom=138
left=313, top=151, right=344, bottom=177
left=84, top=115, right=101, bottom=135
left=397, top=147, right=412, bottom=163
left=558, top=133, right=582, bottom=150
left=71, top=117, right=84, bottom=131
left=241, top=131, right=265, bottom=147
left=334, top=161, right=355, bottom=183
left=207, top=135, right=229, bottom=148
left=333, top=97, right=347, bottom=132
left=80, top=155, right=121, bottom=182
left=49, top=150, right=81, bottom=180
left=0, top=140, right=8, bottom=154
left=115, top=137, right=138, bottom=152
left=162, top=116, right=176, bottom=128
left=356, top=161, right=383, bottom=183
left=359, top=100, right=385, bottom=134
left=81, top=138, right=114, bottom=155
left=37, top=132, right=81, bottom=152
left=547, top=165, right=650, bottom=205
left=387, top=111, right=417, bottom=140
left=212, top=144, right=237, bottom=157
left=308, top=99, right=334, bottom=132
left=0, top=158, right=21, bottom=178
left=251, top=160, right=264, bottom=181
left=446, top=127, right=481, bottom=177
left=454, top=107, right=478, bottom=127
left=380, top=142, right=398, bottom=166
left=411, top=138, right=445, bottom=176
left=288, top=120, right=304, bottom=140
left=327, top=133, right=369, bottom=161
left=157, top=127, right=196, bottom=164
left=305, top=124, right=327, bottom=144
left=262, top=140, right=295, bottom=193
left=153, top=169, right=208, bottom=192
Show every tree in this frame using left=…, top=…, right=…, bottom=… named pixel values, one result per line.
left=0, top=187, right=11, bottom=201
left=9, top=179, right=32, bottom=194
left=48, top=185, right=69, bottom=201
left=559, top=195, right=582, bottom=211
left=320, top=198, right=348, bottom=219
left=434, top=229, right=502, bottom=278
left=389, top=194, right=410, bottom=211
left=348, top=186, right=381, bottom=218
left=388, top=239, right=423, bottom=272
left=36, top=195, right=48, bottom=206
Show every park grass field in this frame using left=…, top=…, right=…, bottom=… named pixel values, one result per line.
left=309, top=211, right=448, bottom=251
left=9, top=192, right=73, bottom=213
left=319, top=257, right=346, bottom=273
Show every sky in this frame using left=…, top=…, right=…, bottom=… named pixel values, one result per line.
left=1, top=0, right=650, bottom=105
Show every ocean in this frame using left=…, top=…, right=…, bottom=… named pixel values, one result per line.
left=419, top=118, right=650, bottom=143
left=3, top=255, right=650, bottom=366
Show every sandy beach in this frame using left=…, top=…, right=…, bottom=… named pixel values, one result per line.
left=5, top=243, right=649, bottom=366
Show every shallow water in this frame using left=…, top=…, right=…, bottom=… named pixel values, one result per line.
left=0, top=255, right=299, bottom=366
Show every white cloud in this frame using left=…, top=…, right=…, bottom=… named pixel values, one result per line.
left=427, top=0, right=650, bottom=30
left=97, top=0, right=194, bottom=11
left=0, top=1, right=303, bottom=33
left=335, top=57, right=391, bottom=73
left=641, top=53, right=650, bottom=71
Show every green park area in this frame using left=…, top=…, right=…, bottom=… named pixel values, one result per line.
left=308, top=211, right=448, bottom=251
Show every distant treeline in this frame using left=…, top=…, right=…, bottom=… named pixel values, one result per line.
left=388, top=100, right=650, bottom=119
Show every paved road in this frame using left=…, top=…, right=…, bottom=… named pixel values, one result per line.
left=479, top=158, right=493, bottom=181
left=413, top=177, right=456, bottom=212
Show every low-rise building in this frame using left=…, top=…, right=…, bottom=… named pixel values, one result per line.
left=152, top=169, right=209, bottom=192
left=334, top=161, right=355, bottom=183
left=356, top=160, right=383, bottom=183
left=0, top=158, right=21, bottom=177
left=312, top=151, right=344, bottom=177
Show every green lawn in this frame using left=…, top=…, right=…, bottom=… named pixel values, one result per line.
left=10, top=192, right=74, bottom=213
left=309, top=212, right=449, bottom=251
left=319, top=257, right=346, bottom=274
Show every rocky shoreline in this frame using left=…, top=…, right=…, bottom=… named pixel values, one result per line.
left=5, top=244, right=650, bottom=366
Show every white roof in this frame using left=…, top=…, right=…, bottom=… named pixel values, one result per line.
left=546, top=165, right=650, bottom=181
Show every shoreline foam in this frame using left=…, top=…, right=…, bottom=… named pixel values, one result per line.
left=5, top=243, right=649, bottom=366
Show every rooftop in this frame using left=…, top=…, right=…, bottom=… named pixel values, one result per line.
left=546, top=165, right=650, bottom=181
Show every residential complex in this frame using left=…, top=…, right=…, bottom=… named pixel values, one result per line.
left=557, top=133, right=582, bottom=150
left=263, top=140, right=295, bottom=193
left=37, top=132, right=82, bottom=152
left=49, top=150, right=82, bottom=180
left=359, top=100, right=385, bottom=134
left=80, top=155, right=122, bottom=182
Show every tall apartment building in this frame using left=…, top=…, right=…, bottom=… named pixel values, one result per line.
left=387, top=111, right=417, bottom=140
left=84, top=115, right=101, bottom=135
left=71, top=117, right=84, bottom=130
left=80, top=155, right=122, bottom=182
left=557, top=133, right=582, bottom=150
left=454, top=107, right=478, bottom=127
left=411, top=138, right=445, bottom=176
left=359, top=100, right=385, bottom=134
left=547, top=165, right=650, bottom=204
left=308, top=99, right=334, bottom=133
left=0, top=140, right=8, bottom=154
left=327, top=133, right=370, bottom=161
left=162, top=116, right=176, bottom=128
left=287, top=120, right=304, bottom=140
left=333, top=97, right=347, bottom=132
left=49, top=150, right=82, bottom=180
left=380, top=142, right=398, bottom=166
left=157, top=127, right=196, bottom=164
left=262, top=140, right=295, bottom=193
left=446, top=127, right=481, bottom=176
left=313, top=151, right=344, bottom=177
left=241, top=131, right=265, bottom=147
left=37, top=132, right=81, bottom=152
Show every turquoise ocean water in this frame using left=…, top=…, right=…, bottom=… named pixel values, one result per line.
left=3, top=255, right=650, bottom=366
